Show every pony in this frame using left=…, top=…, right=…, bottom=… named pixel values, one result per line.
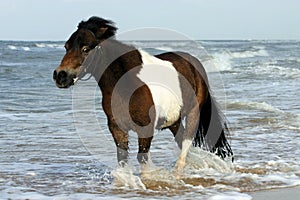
left=53, top=16, right=233, bottom=174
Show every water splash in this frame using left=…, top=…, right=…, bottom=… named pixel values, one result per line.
left=112, top=165, right=146, bottom=190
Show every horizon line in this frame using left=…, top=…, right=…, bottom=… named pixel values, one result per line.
left=1, top=38, right=300, bottom=42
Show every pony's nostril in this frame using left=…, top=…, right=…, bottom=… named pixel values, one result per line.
left=53, top=70, right=57, bottom=80
left=58, top=70, right=67, bottom=80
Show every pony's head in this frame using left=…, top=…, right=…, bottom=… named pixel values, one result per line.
left=53, top=16, right=117, bottom=88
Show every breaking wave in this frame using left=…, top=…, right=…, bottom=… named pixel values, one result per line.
left=227, top=101, right=285, bottom=114
left=7, top=45, right=31, bottom=51
left=35, top=43, right=64, bottom=49
left=230, top=47, right=269, bottom=58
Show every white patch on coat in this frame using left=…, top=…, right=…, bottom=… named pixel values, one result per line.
left=137, top=50, right=183, bottom=128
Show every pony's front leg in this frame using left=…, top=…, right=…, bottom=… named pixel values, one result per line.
left=137, top=136, right=153, bottom=178
left=108, top=122, right=129, bottom=166
left=137, top=137, right=153, bottom=163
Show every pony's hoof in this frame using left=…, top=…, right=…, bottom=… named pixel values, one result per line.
left=173, top=165, right=184, bottom=179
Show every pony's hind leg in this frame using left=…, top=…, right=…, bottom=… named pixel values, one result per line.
left=175, top=140, right=193, bottom=175
left=108, top=122, right=129, bottom=166
left=169, top=119, right=184, bottom=149
left=174, top=105, right=200, bottom=175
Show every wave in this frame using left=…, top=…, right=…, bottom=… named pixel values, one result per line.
left=227, top=101, right=300, bottom=131
left=0, top=61, right=26, bottom=67
left=5, top=43, right=64, bottom=52
left=155, top=46, right=175, bottom=52
left=199, top=46, right=269, bottom=73
left=151, top=46, right=233, bottom=73
left=22, top=47, right=30, bottom=51
left=287, top=57, right=300, bottom=63
left=35, top=43, right=64, bottom=49
left=227, top=101, right=285, bottom=114
left=253, top=62, right=300, bottom=79
left=7, top=45, right=17, bottom=50
left=230, top=46, right=269, bottom=58
left=231, top=49, right=269, bottom=58
left=7, top=45, right=31, bottom=51
left=216, top=46, right=270, bottom=59
left=202, top=52, right=233, bottom=73
left=200, top=45, right=299, bottom=78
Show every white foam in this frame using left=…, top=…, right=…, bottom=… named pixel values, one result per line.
left=228, top=101, right=284, bottom=114
left=249, top=173, right=300, bottom=189
left=186, top=147, right=234, bottom=174
left=8, top=45, right=17, bottom=50
left=0, top=62, right=25, bottom=66
left=22, top=46, right=30, bottom=51
left=287, top=57, right=300, bottom=63
left=35, top=43, right=46, bottom=48
left=203, top=46, right=270, bottom=74
left=47, top=44, right=64, bottom=49
left=7, top=45, right=31, bottom=51
left=203, top=52, right=233, bottom=72
left=231, top=49, right=269, bottom=58
left=208, top=191, right=252, bottom=200
left=202, top=47, right=270, bottom=73
left=35, top=43, right=64, bottom=49
left=111, top=165, right=146, bottom=190
left=254, top=63, right=300, bottom=78
left=155, top=46, right=174, bottom=52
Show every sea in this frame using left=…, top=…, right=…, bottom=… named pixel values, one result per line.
left=0, top=40, right=299, bottom=200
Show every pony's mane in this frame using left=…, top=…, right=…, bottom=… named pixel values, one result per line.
left=78, top=16, right=117, bottom=39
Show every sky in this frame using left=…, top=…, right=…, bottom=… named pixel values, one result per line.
left=0, top=0, right=300, bottom=41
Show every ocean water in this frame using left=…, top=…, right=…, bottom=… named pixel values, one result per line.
left=0, top=40, right=299, bottom=199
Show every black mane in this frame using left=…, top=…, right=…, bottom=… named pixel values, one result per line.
left=78, top=16, right=117, bottom=39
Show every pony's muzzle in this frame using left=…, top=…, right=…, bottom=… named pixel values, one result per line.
left=53, top=70, right=76, bottom=88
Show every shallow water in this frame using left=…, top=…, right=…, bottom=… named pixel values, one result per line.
left=0, top=40, right=299, bottom=199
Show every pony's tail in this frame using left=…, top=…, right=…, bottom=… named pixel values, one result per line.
left=193, top=93, right=234, bottom=161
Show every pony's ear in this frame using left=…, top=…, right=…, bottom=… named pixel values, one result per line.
left=95, top=27, right=108, bottom=40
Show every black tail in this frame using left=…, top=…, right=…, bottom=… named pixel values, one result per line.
left=194, top=93, right=234, bottom=161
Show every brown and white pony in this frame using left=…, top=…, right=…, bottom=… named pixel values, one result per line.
left=53, top=16, right=233, bottom=173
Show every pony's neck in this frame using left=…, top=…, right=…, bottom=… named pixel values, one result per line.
left=92, top=39, right=143, bottom=90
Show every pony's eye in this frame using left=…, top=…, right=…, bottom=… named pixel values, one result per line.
left=82, top=47, right=90, bottom=53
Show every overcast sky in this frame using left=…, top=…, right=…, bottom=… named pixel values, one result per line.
left=0, top=0, right=299, bottom=41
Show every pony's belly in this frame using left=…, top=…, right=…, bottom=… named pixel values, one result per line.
left=137, top=50, right=183, bottom=129
left=149, top=85, right=182, bottom=128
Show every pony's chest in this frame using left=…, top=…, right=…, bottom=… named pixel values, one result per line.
left=137, top=50, right=183, bottom=128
